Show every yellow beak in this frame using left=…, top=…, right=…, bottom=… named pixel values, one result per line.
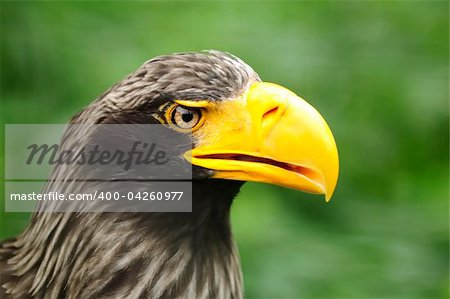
left=185, top=82, right=339, bottom=201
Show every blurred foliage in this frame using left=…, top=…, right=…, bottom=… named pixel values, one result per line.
left=0, top=2, right=448, bottom=298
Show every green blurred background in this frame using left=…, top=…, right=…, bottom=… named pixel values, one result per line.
left=0, top=2, right=448, bottom=298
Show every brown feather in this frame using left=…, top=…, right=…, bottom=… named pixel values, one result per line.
left=1, top=50, right=259, bottom=298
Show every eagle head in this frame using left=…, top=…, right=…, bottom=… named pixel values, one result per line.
left=1, top=50, right=339, bottom=299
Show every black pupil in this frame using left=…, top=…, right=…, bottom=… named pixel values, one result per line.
left=181, top=111, right=194, bottom=123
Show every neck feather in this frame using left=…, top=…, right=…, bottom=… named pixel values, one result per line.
left=1, top=180, right=244, bottom=299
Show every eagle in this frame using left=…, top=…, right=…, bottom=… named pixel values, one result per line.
left=0, top=51, right=339, bottom=298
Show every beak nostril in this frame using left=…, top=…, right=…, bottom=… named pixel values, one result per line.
left=263, top=107, right=279, bottom=120
left=261, top=106, right=280, bottom=134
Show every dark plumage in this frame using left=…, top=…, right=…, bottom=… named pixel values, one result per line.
left=1, top=51, right=258, bottom=299
left=1, top=50, right=339, bottom=299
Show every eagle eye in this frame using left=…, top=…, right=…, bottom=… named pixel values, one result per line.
left=168, top=105, right=202, bottom=131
